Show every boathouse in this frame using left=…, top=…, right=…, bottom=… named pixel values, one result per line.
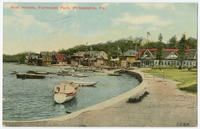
left=139, top=46, right=197, bottom=68
left=119, top=50, right=139, bottom=68
left=55, top=54, right=66, bottom=64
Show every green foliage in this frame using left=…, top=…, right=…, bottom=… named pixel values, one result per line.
left=156, top=42, right=165, bottom=60
left=3, top=52, right=37, bottom=63
left=58, top=40, right=141, bottom=58
left=187, top=38, right=197, bottom=49
left=178, top=34, right=187, bottom=60
left=168, top=35, right=178, bottom=49
left=141, top=41, right=167, bottom=49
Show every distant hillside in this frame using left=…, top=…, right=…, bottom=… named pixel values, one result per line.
left=58, top=36, right=197, bottom=58
left=3, top=52, right=37, bottom=63
left=3, top=36, right=197, bottom=63
left=58, top=39, right=141, bottom=58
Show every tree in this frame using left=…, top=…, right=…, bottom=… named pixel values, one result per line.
left=187, top=37, right=197, bottom=49
left=168, top=35, right=178, bottom=49
left=178, top=34, right=187, bottom=69
left=156, top=42, right=164, bottom=67
left=158, top=33, right=163, bottom=42
left=155, top=33, right=164, bottom=67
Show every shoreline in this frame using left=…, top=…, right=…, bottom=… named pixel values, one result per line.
left=3, top=68, right=197, bottom=127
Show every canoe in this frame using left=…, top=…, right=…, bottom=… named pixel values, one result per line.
left=27, top=70, right=48, bottom=75
left=16, top=73, right=45, bottom=79
left=53, top=82, right=78, bottom=104
left=73, top=81, right=97, bottom=87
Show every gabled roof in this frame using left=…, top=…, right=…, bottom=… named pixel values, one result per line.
left=139, top=48, right=197, bottom=60
left=140, top=49, right=155, bottom=60
left=73, top=51, right=108, bottom=59
left=121, top=50, right=138, bottom=57
left=164, top=51, right=178, bottom=59
left=55, top=54, right=65, bottom=61
left=185, top=49, right=197, bottom=60
left=40, top=51, right=56, bottom=56
left=73, top=51, right=86, bottom=57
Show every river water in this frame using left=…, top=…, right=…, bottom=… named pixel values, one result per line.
left=3, top=63, right=139, bottom=121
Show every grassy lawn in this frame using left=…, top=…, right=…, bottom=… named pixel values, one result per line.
left=143, top=68, right=197, bottom=94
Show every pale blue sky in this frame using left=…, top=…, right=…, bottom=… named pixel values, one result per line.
left=3, top=3, right=197, bottom=54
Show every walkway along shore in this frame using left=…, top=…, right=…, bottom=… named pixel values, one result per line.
left=3, top=68, right=197, bottom=127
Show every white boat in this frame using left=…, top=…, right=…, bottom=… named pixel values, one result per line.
left=53, top=82, right=78, bottom=104
left=73, top=81, right=97, bottom=87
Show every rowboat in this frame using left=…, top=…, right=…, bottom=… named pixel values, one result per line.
left=73, top=81, right=97, bottom=87
left=16, top=73, right=45, bottom=79
left=56, top=72, right=72, bottom=76
left=53, top=82, right=78, bottom=104
left=72, top=73, right=88, bottom=78
left=10, top=71, right=17, bottom=75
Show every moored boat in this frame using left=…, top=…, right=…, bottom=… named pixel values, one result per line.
left=10, top=71, right=17, bottom=75
left=26, top=70, right=48, bottom=75
left=53, top=82, right=78, bottom=104
left=73, top=81, right=97, bottom=87
left=72, top=73, right=88, bottom=78
left=16, top=73, right=45, bottom=79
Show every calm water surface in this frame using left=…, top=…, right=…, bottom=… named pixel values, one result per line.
left=3, top=63, right=139, bottom=121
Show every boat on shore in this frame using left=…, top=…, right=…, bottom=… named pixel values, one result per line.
left=16, top=73, right=45, bottom=79
left=53, top=82, right=78, bottom=104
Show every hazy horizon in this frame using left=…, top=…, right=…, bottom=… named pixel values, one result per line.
left=3, top=3, right=197, bottom=55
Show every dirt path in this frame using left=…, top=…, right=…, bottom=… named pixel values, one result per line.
left=3, top=69, right=197, bottom=127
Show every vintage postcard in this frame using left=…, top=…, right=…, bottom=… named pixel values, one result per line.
left=2, top=2, right=198, bottom=127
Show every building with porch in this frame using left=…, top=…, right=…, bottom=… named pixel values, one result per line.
left=139, top=46, right=197, bottom=68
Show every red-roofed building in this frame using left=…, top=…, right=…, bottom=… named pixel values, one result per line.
left=139, top=45, right=197, bottom=68
left=55, top=54, right=66, bottom=63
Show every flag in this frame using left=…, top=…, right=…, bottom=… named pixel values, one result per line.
left=117, top=46, right=122, bottom=55
left=90, top=46, right=93, bottom=51
left=147, top=32, right=151, bottom=36
left=117, top=46, right=120, bottom=51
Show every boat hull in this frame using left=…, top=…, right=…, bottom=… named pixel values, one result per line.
left=54, top=94, right=75, bottom=104
left=16, top=73, right=45, bottom=79
left=73, top=82, right=96, bottom=87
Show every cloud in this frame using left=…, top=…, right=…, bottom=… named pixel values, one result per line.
left=113, top=13, right=172, bottom=26
left=4, top=6, right=53, bottom=33
left=58, top=3, right=77, bottom=15
left=136, top=3, right=175, bottom=10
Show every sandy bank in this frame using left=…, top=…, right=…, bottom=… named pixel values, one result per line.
left=3, top=69, right=197, bottom=127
